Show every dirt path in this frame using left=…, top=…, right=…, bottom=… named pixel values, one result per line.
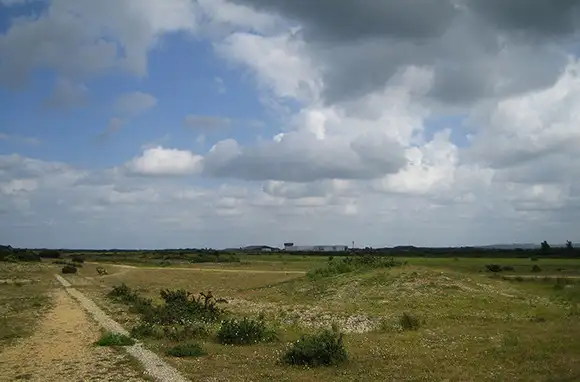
left=0, top=289, right=148, bottom=382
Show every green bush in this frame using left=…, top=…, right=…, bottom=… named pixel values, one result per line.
left=283, top=326, right=347, bottom=366
left=71, top=255, right=85, bottom=264
left=165, top=343, right=206, bottom=357
left=399, top=312, right=421, bottom=331
left=15, top=251, right=40, bottom=262
left=308, top=256, right=402, bottom=279
left=216, top=317, right=277, bottom=345
left=39, top=250, right=61, bottom=259
left=61, top=265, right=77, bottom=274
left=108, top=285, right=226, bottom=325
left=502, top=266, right=515, bottom=272
left=485, top=264, right=502, bottom=273
left=95, top=332, right=135, bottom=346
left=130, top=322, right=160, bottom=339
left=532, top=265, right=542, bottom=273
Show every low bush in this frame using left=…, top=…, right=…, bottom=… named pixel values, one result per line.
left=532, top=265, right=542, bottom=273
left=502, top=266, right=515, bottom=272
left=39, top=250, right=61, bottom=259
left=108, top=285, right=226, bottom=325
left=189, top=254, right=240, bottom=264
left=70, top=255, right=85, bottom=264
left=216, top=317, right=277, bottom=345
left=399, top=312, right=421, bottom=331
left=283, top=326, right=347, bottom=367
left=485, top=264, right=502, bottom=273
left=15, top=251, right=40, bottom=262
left=61, top=265, right=77, bottom=274
left=130, top=322, right=160, bottom=339
left=531, top=257, right=539, bottom=262
left=165, top=343, right=206, bottom=357
left=95, top=332, right=135, bottom=346
left=308, top=256, right=402, bottom=279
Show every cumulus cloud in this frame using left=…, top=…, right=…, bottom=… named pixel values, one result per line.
left=202, top=131, right=406, bottom=182
left=124, top=146, right=203, bottom=176
left=2, top=0, right=580, bottom=248
left=227, top=0, right=573, bottom=105
left=0, top=0, right=199, bottom=87
left=466, top=60, right=580, bottom=170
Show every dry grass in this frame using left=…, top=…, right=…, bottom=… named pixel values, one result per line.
left=62, top=257, right=580, bottom=381
left=0, top=262, right=56, bottom=349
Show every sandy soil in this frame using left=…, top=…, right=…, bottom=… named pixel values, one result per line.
left=0, top=289, right=148, bottom=382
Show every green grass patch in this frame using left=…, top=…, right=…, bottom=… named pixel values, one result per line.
left=165, top=342, right=207, bottom=357
left=95, top=332, right=135, bottom=347
left=308, top=256, right=403, bottom=279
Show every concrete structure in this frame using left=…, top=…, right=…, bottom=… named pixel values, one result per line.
left=283, top=243, right=348, bottom=252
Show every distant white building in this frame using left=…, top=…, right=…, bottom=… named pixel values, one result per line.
left=283, top=243, right=348, bottom=252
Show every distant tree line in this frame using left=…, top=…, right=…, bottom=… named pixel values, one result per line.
left=2, top=240, right=579, bottom=262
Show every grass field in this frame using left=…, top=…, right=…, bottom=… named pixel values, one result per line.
left=53, top=255, right=579, bottom=382
left=2, top=254, right=579, bottom=381
left=0, top=262, right=56, bottom=349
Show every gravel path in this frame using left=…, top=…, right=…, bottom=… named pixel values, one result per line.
left=54, top=275, right=190, bottom=382
left=0, top=287, right=147, bottom=382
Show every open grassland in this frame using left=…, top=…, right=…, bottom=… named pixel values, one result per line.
left=58, top=255, right=580, bottom=382
left=0, top=262, right=56, bottom=349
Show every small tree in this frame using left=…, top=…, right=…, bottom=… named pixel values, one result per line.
left=540, top=241, right=550, bottom=253
left=566, top=241, right=574, bottom=251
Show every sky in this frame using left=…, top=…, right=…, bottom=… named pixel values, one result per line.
left=1, top=0, right=580, bottom=249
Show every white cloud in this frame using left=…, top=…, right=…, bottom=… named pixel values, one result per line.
left=125, top=146, right=203, bottom=176
left=114, top=92, right=158, bottom=117
left=2, top=1, right=580, bottom=249
left=0, top=0, right=199, bottom=87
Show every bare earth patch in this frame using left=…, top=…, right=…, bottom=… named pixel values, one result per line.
left=0, top=289, right=148, bottom=382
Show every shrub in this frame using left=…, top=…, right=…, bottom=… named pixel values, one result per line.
left=283, top=326, right=347, bottom=366
left=39, top=250, right=61, bottom=259
left=151, top=289, right=226, bottom=324
left=3, top=254, right=18, bottom=262
left=108, top=283, right=137, bottom=301
left=485, top=264, right=502, bottom=273
left=531, top=257, right=539, bottom=262
left=502, top=266, right=515, bottom=272
left=109, top=285, right=226, bottom=325
left=532, top=265, right=542, bottom=273
left=308, top=256, right=402, bottom=279
left=216, top=317, right=276, bottom=345
left=399, top=312, right=421, bottom=331
left=61, top=265, right=77, bottom=274
left=95, top=332, right=135, bottom=346
left=71, top=255, right=85, bottom=264
left=165, top=343, right=206, bottom=358
left=15, top=251, right=40, bottom=262
left=130, top=322, right=160, bottom=339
